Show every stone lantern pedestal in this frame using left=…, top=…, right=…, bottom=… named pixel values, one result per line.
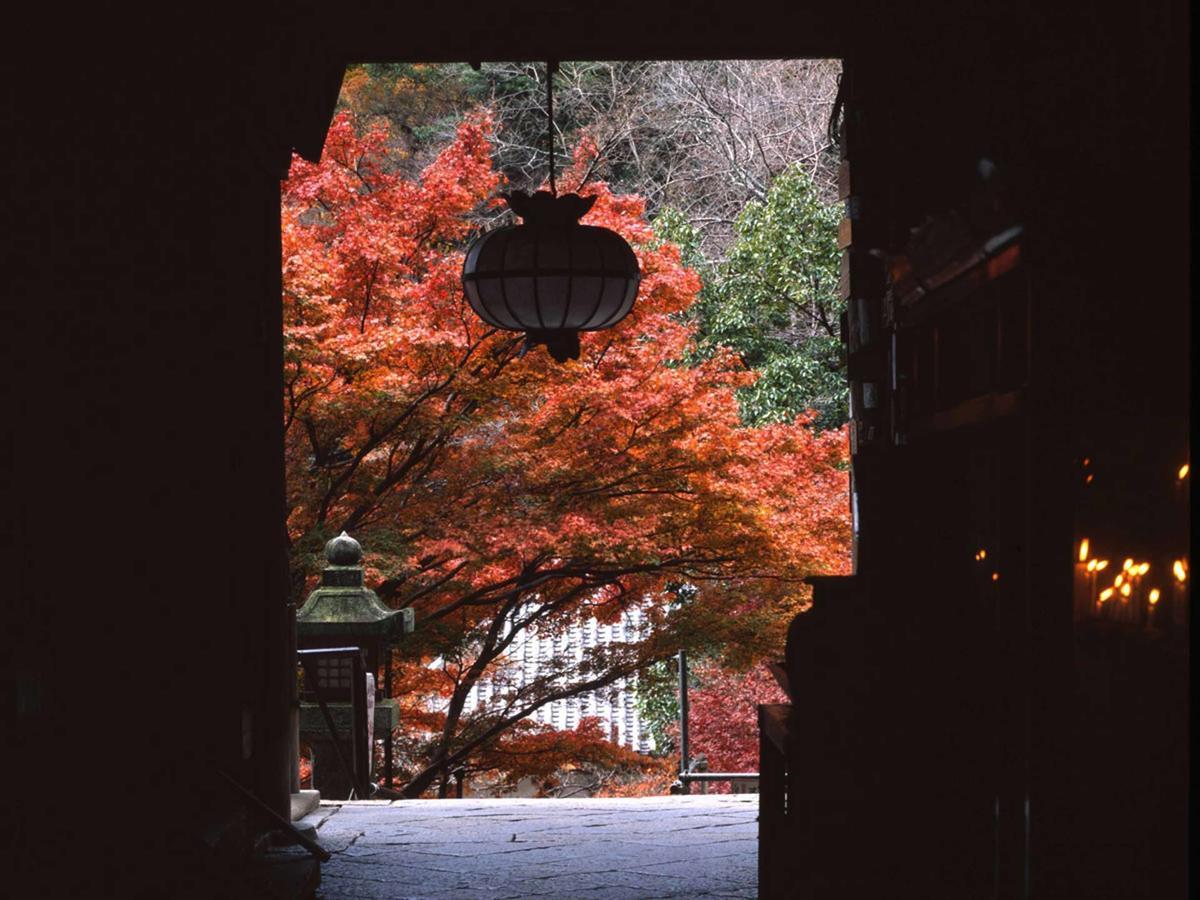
left=300, top=693, right=400, bottom=800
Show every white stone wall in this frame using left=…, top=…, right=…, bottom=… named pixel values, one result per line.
left=458, top=605, right=653, bottom=753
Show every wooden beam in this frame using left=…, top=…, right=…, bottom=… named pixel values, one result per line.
left=339, top=1, right=850, bottom=62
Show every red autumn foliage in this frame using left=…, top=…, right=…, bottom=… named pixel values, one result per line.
left=466, top=717, right=661, bottom=795
left=683, top=662, right=789, bottom=793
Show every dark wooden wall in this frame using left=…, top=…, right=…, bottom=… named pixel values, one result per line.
left=3, top=13, right=329, bottom=893
left=836, top=3, right=1189, bottom=897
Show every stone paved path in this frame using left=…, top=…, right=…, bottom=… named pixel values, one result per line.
left=312, top=795, right=758, bottom=899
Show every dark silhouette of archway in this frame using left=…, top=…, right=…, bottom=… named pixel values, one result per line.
left=6, top=2, right=1187, bottom=897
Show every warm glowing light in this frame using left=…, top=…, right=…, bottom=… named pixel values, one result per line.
left=991, top=572, right=999, bottom=582
left=1079, top=539, right=1090, bottom=562
left=1149, top=588, right=1161, bottom=606
left=979, top=548, right=986, bottom=560
left=1120, top=583, right=1131, bottom=598
left=1179, top=463, right=1190, bottom=480
left=1114, top=574, right=1124, bottom=587
left=1095, top=560, right=1109, bottom=571
left=1083, top=457, right=1091, bottom=467
left=1085, top=474, right=1094, bottom=484
left=1137, top=563, right=1150, bottom=576
left=1099, top=588, right=1114, bottom=602
left=1173, top=560, right=1187, bottom=582
left=1122, top=558, right=1133, bottom=571
left=1087, top=559, right=1098, bottom=572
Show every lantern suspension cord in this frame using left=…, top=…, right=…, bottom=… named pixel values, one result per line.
left=546, top=59, right=558, bottom=196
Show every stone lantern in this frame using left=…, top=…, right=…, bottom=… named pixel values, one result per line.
left=296, top=531, right=414, bottom=799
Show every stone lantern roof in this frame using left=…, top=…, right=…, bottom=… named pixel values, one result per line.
left=295, top=532, right=413, bottom=638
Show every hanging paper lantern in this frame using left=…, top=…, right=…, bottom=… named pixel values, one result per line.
left=462, top=190, right=640, bottom=362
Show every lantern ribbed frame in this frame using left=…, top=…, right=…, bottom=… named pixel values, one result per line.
left=462, top=222, right=640, bottom=334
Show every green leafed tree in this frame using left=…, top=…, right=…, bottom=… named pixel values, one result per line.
left=662, top=163, right=846, bottom=429
left=634, top=658, right=682, bottom=756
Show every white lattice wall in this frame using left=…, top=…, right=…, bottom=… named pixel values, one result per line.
left=458, top=606, right=653, bottom=753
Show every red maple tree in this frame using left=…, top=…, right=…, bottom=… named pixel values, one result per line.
left=282, top=110, right=849, bottom=796
left=681, top=662, right=789, bottom=793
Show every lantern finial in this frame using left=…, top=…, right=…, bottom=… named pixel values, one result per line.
left=524, top=328, right=581, bottom=362
left=325, top=531, right=362, bottom=566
